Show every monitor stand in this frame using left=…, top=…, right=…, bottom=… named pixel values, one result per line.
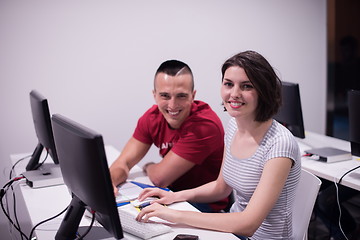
left=77, top=226, right=113, bottom=239
left=22, top=163, right=64, bottom=188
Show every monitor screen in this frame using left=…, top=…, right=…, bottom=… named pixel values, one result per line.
left=26, top=90, right=59, bottom=171
left=274, top=81, right=305, bottom=139
left=51, top=114, right=123, bottom=240
left=348, top=89, right=360, bottom=156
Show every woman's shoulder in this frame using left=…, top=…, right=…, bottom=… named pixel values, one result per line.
left=270, top=120, right=297, bottom=140
left=263, top=120, right=300, bottom=154
left=265, top=120, right=301, bottom=161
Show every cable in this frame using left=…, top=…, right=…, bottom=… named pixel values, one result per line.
left=38, top=150, right=49, bottom=168
left=28, top=205, right=68, bottom=240
left=1, top=177, right=26, bottom=240
left=9, top=155, right=32, bottom=179
left=76, top=210, right=96, bottom=240
left=333, top=178, right=349, bottom=240
left=338, top=165, right=360, bottom=184
left=11, top=181, right=22, bottom=240
left=1, top=176, right=29, bottom=240
left=5, top=153, right=55, bottom=240
left=8, top=155, right=30, bottom=240
left=7, top=180, right=23, bottom=240
left=330, top=166, right=360, bottom=239
left=302, top=153, right=320, bottom=160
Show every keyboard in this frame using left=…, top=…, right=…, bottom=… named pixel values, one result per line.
left=118, top=208, right=172, bottom=239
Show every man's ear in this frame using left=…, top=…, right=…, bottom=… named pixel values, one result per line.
left=192, top=90, right=197, bottom=101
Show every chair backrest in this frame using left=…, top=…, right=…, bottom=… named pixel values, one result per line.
left=292, top=169, right=322, bottom=240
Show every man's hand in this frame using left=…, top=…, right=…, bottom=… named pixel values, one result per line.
left=109, top=137, right=152, bottom=195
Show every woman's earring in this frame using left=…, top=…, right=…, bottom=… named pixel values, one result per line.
left=221, top=102, right=227, bottom=112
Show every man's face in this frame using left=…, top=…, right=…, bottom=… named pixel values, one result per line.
left=153, top=72, right=196, bottom=129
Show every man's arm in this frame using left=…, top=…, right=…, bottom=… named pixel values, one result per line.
left=144, top=151, right=195, bottom=188
left=109, top=137, right=151, bottom=192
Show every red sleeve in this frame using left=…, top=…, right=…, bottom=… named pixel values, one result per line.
left=133, top=107, right=155, bottom=145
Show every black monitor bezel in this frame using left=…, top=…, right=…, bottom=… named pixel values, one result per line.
left=348, top=89, right=360, bottom=156
left=26, top=90, right=59, bottom=171
left=274, top=81, right=306, bottom=139
left=51, top=114, right=123, bottom=240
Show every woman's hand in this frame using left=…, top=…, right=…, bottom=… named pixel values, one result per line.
left=138, top=188, right=178, bottom=205
left=113, top=184, right=119, bottom=196
left=136, top=202, right=180, bottom=223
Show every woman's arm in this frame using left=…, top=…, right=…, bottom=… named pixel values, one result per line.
left=137, top=157, right=293, bottom=236
left=138, top=164, right=233, bottom=204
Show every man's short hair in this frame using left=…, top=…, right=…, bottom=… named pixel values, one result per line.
left=155, top=60, right=194, bottom=90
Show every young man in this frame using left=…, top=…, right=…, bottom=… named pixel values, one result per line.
left=109, top=60, right=228, bottom=212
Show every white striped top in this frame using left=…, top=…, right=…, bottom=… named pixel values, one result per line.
left=222, top=118, right=301, bottom=240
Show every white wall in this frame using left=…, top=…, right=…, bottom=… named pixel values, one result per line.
left=0, top=0, right=326, bottom=238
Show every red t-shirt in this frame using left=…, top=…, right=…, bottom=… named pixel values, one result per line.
left=133, top=100, right=228, bottom=211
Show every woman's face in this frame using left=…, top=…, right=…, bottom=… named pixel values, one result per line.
left=221, top=66, right=258, bottom=120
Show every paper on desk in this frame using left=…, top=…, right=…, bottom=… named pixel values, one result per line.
left=116, top=181, right=143, bottom=203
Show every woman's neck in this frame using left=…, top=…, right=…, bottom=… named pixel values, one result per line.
left=235, top=117, right=273, bottom=141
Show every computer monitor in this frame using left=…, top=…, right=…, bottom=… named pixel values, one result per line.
left=348, top=89, right=360, bottom=157
left=26, top=90, right=59, bottom=171
left=274, top=81, right=306, bottom=139
left=51, top=114, right=123, bottom=240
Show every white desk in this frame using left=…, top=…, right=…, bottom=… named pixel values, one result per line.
left=298, top=131, right=360, bottom=191
left=9, top=146, right=238, bottom=240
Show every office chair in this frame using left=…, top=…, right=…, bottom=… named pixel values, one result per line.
left=292, top=169, right=322, bottom=240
